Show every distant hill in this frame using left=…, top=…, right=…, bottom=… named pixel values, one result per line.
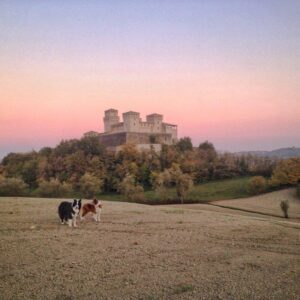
left=236, top=147, right=300, bottom=159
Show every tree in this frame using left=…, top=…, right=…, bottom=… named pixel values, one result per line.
left=21, top=159, right=38, bottom=188
left=198, top=141, right=215, bottom=151
left=176, top=173, right=193, bottom=204
left=116, top=144, right=139, bottom=162
left=280, top=200, right=289, bottom=218
left=118, top=174, right=144, bottom=202
left=0, top=176, right=28, bottom=196
left=168, top=164, right=193, bottom=203
left=35, top=178, right=72, bottom=197
left=78, top=136, right=106, bottom=156
left=65, top=150, right=87, bottom=184
left=54, top=139, right=80, bottom=156
left=270, top=157, right=300, bottom=187
left=247, top=176, right=267, bottom=195
left=160, top=144, right=178, bottom=169
left=151, top=169, right=171, bottom=201
left=198, top=141, right=217, bottom=162
left=137, top=163, right=151, bottom=187
left=87, top=156, right=106, bottom=179
left=79, top=173, right=103, bottom=198
left=39, top=147, right=52, bottom=157
left=176, top=137, right=193, bottom=152
left=2, top=152, right=37, bottom=179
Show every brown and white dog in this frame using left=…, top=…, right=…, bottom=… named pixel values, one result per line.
left=80, top=199, right=103, bottom=222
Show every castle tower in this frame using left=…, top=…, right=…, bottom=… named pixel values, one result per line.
left=146, top=113, right=163, bottom=133
left=123, top=111, right=140, bottom=132
left=103, top=109, right=120, bottom=132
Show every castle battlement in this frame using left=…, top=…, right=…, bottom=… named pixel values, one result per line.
left=102, top=109, right=177, bottom=139
left=85, top=109, right=178, bottom=151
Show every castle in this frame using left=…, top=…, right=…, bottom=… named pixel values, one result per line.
left=84, top=109, right=178, bottom=151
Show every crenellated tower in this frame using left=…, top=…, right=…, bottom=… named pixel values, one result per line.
left=123, top=111, right=140, bottom=132
left=103, top=109, right=120, bottom=132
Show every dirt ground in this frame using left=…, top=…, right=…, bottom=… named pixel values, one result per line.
left=0, top=190, right=300, bottom=299
left=211, top=188, right=300, bottom=219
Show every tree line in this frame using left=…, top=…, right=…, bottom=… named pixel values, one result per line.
left=0, top=136, right=299, bottom=201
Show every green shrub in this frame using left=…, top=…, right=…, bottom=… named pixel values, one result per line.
left=0, top=176, right=28, bottom=196
left=247, top=176, right=267, bottom=195
left=118, top=174, right=145, bottom=202
left=35, top=178, right=72, bottom=197
left=79, top=173, right=103, bottom=198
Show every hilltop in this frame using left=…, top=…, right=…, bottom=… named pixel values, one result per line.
left=236, top=147, right=300, bottom=159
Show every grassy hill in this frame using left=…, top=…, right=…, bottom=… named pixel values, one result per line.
left=101, top=177, right=253, bottom=204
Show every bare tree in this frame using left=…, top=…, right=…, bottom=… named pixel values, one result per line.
left=280, top=200, right=289, bottom=218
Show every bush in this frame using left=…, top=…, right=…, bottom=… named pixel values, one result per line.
left=79, top=173, right=103, bottom=198
left=118, top=174, right=145, bottom=202
left=168, top=164, right=193, bottom=203
left=280, top=200, right=289, bottom=218
left=151, top=170, right=171, bottom=201
left=176, top=173, right=193, bottom=204
left=35, top=178, right=72, bottom=197
left=0, top=176, right=28, bottom=196
left=247, top=176, right=267, bottom=195
left=176, top=137, right=193, bottom=152
left=270, top=157, right=300, bottom=187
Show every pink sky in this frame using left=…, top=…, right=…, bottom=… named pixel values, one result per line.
left=1, top=1, right=300, bottom=158
left=1, top=64, right=299, bottom=156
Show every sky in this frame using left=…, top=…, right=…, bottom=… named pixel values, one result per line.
left=1, top=0, right=300, bottom=158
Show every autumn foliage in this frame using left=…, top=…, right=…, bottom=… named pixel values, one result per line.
left=270, top=157, right=300, bottom=187
left=247, top=176, right=267, bottom=195
left=0, top=136, right=283, bottom=201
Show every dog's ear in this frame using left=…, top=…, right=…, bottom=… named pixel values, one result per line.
left=79, top=199, right=82, bottom=203
left=93, top=198, right=97, bottom=205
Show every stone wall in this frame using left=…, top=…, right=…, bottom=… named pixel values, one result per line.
left=99, top=132, right=173, bottom=147
left=115, top=144, right=162, bottom=152
left=126, top=132, right=172, bottom=145
left=99, top=132, right=127, bottom=147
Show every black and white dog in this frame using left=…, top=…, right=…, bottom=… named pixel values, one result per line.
left=58, top=199, right=81, bottom=227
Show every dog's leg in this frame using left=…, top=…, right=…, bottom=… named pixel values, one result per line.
left=68, top=219, right=72, bottom=227
left=73, top=217, right=77, bottom=227
left=80, top=209, right=87, bottom=221
left=97, top=210, right=101, bottom=222
left=93, top=213, right=98, bottom=222
left=80, top=212, right=85, bottom=221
